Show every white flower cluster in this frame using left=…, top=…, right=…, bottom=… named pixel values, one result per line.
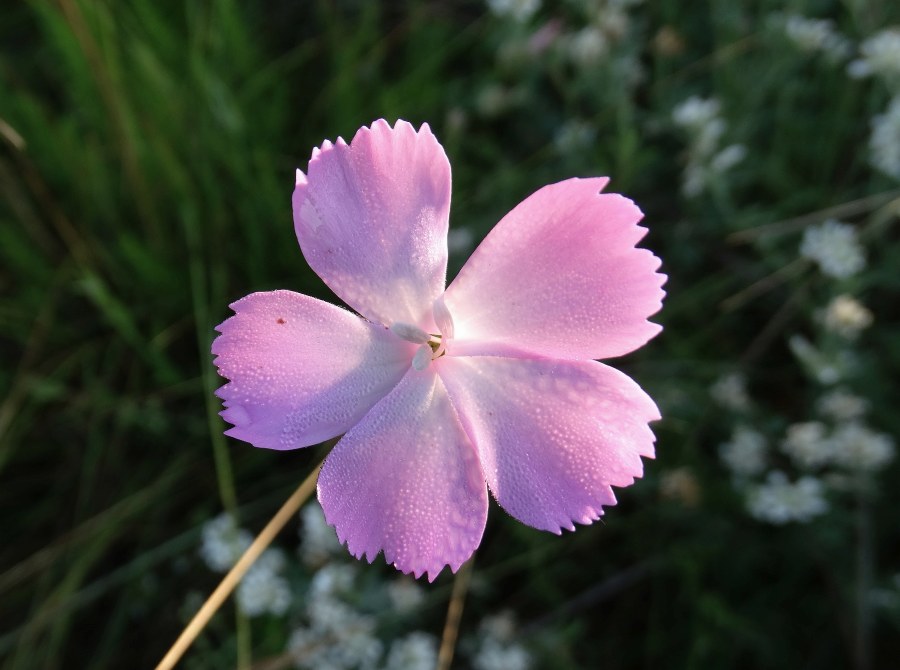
left=781, top=13, right=850, bottom=60
left=822, top=294, right=873, bottom=339
left=799, top=220, right=866, bottom=279
left=470, top=612, right=531, bottom=670
left=288, top=564, right=384, bottom=670
left=869, top=95, right=900, bottom=180
left=780, top=416, right=893, bottom=472
left=199, top=513, right=292, bottom=617
left=830, top=423, right=895, bottom=472
left=848, top=28, right=900, bottom=82
left=817, top=388, right=868, bottom=421
left=236, top=549, right=291, bottom=617
left=200, top=513, right=251, bottom=572
left=719, top=426, right=767, bottom=478
left=384, top=632, right=439, bottom=670
left=781, top=421, right=831, bottom=469
left=710, top=372, right=752, bottom=412
left=672, top=96, right=746, bottom=197
left=788, top=334, right=855, bottom=385
left=486, top=0, right=540, bottom=23
left=299, top=503, right=342, bottom=567
left=746, top=471, right=828, bottom=524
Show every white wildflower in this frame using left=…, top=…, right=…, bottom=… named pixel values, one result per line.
left=831, top=423, right=895, bottom=472
left=672, top=96, right=741, bottom=196
left=384, top=632, right=438, bottom=670
left=486, top=0, right=540, bottom=23
left=288, top=620, right=382, bottom=670
left=387, top=578, right=425, bottom=613
left=747, top=471, right=828, bottom=524
left=309, top=563, right=357, bottom=601
left=788, top=334, right=852, bottom=384
left=711, top=144, right=747, bottom=172
left=299, top=503, right=342, bottom=567
left=481, top=611, right=517, bottom=642
left=817, top=389, right=868, bottom=421
left=474, top=638, right=532, bottom=670
left=781, top=421, right=834, bottom=469
left=672, top=96, right=721, bottom=131
left=800, top=220, right=865, bottom=279
left=783, top=14, right=850, bottom=60
left=710, top=372, right=752, bottom=411
left=869, top=95, right=900, bottom=180
left=236, top=548, right=291, bottom=617
left=822, top=294, right=873, bottom=339
left=567, top=27, right=608, bottom=66
left=719, top=426, right=767, bottom=477
left=848, top=28, right=900, bottom=81
left=199, top=513, right=252, bottom=573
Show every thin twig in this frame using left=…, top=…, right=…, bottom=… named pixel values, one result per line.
left=156, top=461, right=323, bottom=670
left=437, top=556, right=475, bottom=670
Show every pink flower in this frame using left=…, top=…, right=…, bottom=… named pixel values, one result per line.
left=212, top=120, right=665, bottom=580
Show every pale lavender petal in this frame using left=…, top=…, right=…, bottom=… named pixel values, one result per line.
left=318, top=370, right=487, bottom=581
left=437, top=356, right=659, bottom=533
left=442, top=178, right=665, bottom=360
left=212, top=290, right=414, bottom=450
left=293, top=119, right=451, bottom=331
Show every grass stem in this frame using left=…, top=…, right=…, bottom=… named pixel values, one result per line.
left=156, top=461, right=323, bottom=670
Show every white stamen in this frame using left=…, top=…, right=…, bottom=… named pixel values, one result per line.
left=412, top=344, right=432, bottom=371
left=391, top=322, right=430, bottom=344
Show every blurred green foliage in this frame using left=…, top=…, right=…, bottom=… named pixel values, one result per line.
left=1, top=1, right=899, bottom=668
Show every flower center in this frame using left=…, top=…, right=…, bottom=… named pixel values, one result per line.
left=391, top=298, right=455, bottom=372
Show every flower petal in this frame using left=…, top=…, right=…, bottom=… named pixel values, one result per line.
left=318, top=370, right=488, bottom=581
left=437, top=356, right=659, bottom=533
left=442, top=178, right=665, bottom=360
left=293, top=119, right=451, bottom=330
left=212, top=290, right=414, bottom=450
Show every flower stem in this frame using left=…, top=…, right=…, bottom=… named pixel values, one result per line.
left=156, top=461, right=323, bottom=670
left=437, top=555, right=475, bottom=670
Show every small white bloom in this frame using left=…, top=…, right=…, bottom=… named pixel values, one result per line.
left=567, top=27, right=608, bottom=66
left=781, top=421, right=834, bottom=469
left=848, top=29, right=900, bottom=81
left=309, top=563, right=357, bottom=601
left=831, top=423, right=895, bottom=472
left=747, top=471, right=828, bottom=524
left=236, top=548, right=292, bottom=617
left=800, top=220, right=866, bottom=279
left=869, top=96, right=900, bottom=181
left=480, top=611, right=517, bottom=643
left=200, top=513, right=252, bottom=573
left=817, top=389, right=868, bottom=421
left=299, top=503, right=342, bottom=567
left=822, top=294, right=873, bottom=339
left=711, top=144, right=747, bottom=172
left=783, top=14, right=851, bottom=60
left=788, top=334, right=852, bottom=384
left=710, top=372, right=752, bottom=411
left=719, top=426, right=768, bottom=477
left=385, top=632, right=439, bottom=670
left=672, top=96, right=721, bottom=130
left=474, top=638, right=532, bottom=670
left=486, top=0, right=540, bottom=23
left=387, top=578, right=425, bottom=613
